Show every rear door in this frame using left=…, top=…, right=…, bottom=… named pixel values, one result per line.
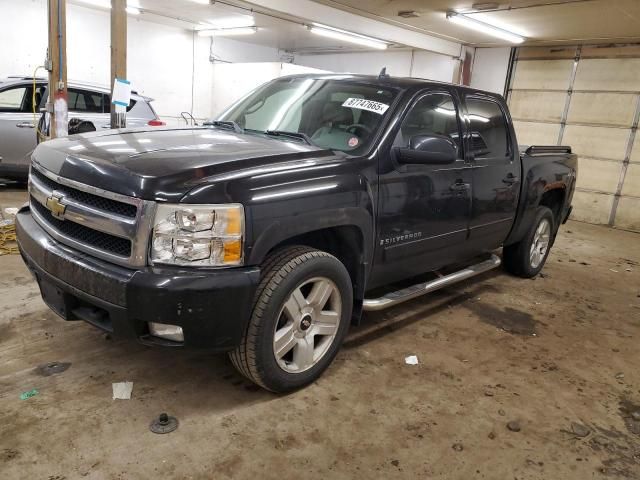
left=463, top=95, right=521, bottom=250
left=67, top=88, right=109, bottom=128
left=371, top=89, right=473, bottom=287
left=0, top=82, right=44, bottom=166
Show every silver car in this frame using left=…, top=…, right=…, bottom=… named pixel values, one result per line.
left=0, top=76, right=163, bottom=180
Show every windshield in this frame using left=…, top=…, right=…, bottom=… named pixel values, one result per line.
left=217, top=77, right=399, bottom=154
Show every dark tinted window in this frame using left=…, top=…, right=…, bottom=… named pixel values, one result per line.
left=103, top=95, right=137, bottom=113
left=396, top=93, right=461, bottom=151
left=465, top=98, right=509, bottom=158
left=68, top=88, right=105, bottom=113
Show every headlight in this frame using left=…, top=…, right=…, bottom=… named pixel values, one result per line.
left=151, top=204, right=244, bottom=266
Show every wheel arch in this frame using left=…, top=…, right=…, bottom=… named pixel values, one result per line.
left=249, top=221, right=370, bottom=324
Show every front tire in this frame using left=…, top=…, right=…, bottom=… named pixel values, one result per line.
left=229, top=246, right=353, bottom=393
left=503, top=206, right=555, bottom=278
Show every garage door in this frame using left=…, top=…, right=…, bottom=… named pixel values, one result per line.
left=507, top=45, right=640, bottom=232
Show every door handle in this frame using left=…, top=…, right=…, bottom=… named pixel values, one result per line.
left=502, top=174, right=519, bottom=185
left=16, top=122, right=35, bottom=128
left=449, top=182, right=469, bottom=192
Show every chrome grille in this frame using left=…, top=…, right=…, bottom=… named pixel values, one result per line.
left=31, top=198, right=132, bottom=257
left=31, top=168, right=138, bottom=218
left=28, top=163, right=156, bottom=267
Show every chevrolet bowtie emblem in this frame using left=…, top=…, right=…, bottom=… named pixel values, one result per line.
left=45, top=193, right=66, bottom=219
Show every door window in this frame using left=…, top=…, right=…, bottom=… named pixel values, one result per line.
left=395, top=93, right=462, bottom=152
left=465, top=98, right=510, bottom=159
left=0, top=86, right=29, bottom=112
left=68, top=88, right=106, bottom=113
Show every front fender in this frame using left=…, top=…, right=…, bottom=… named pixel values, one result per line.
left=180, top=155, right=377, bottom=268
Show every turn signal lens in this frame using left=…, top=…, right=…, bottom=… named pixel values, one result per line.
left=223, top=239, right=242, bottom=263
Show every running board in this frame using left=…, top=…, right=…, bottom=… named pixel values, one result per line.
left=362, top=254, right=502, bottom=311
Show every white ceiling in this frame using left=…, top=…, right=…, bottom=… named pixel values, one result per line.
left=312, top=0, right=640, bottom=47
left=113, top=0, right=407, bottom=53
left=72, top=0, right=640, bottom=53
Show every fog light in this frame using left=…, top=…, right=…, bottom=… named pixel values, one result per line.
left=149, top=322, right=184, bottom=342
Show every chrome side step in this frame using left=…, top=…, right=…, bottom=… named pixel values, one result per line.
left=362, top=254, right=502, bottom=311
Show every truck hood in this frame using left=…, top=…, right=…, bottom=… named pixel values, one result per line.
left=32, top=127, right=336, bottom=201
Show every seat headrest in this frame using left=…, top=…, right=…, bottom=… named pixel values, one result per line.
left=321, top=101, right=353, bottom=126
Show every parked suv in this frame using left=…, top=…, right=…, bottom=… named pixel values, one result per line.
left=0, top=76, right=163, bottom=180
left=17, top=74, right=577, bottom=392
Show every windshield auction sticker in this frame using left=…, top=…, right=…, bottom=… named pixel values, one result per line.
left=342, top=98, right=390, bottom=115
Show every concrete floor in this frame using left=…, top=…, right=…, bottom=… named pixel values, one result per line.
left=1, top=184, right=639, bottom=479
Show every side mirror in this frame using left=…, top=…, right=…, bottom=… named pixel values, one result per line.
left=397, top=134, right=458, bottom=165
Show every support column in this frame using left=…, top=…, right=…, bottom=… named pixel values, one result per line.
left=47, top=0, right=68, bottom=139
left=110, top=0, right=127, bottom=128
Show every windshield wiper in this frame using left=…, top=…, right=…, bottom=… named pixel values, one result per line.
left=264, top=130, right=316, bottom=146
left=202, top=120, right=244, bottom=133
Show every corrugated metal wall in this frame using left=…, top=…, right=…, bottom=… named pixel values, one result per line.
left=507, top=45, right=640, bottom=232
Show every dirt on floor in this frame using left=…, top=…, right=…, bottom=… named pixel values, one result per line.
left=0, top=184, right=639, bottom=479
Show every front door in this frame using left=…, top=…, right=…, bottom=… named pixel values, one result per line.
left=0, top=83, right=44, bottom=167
left=371, top=90, right=473, bottom=288
left=463, top=95, right=520, bottom=251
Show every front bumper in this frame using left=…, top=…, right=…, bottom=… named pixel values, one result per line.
left=16, top=208, right=260, bottom=351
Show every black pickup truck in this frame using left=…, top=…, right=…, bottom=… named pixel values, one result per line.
left=16, top=74, right=577, bottom=392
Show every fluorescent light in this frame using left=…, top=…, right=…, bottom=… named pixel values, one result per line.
left=75, top=0, right=140, bottom=14
left=446, top=11, right=525, bottom=43
left=308, top=24, right=388, bottom=50
left=197, top=15, right=255, bottom=30
left=189, top=0, right=210, bottom=4
left=198, top=27, right=257, bottom=37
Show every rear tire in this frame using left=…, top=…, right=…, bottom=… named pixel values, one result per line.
left=503, top=206, right=555, bottom=278
left=229, top=246, right=353, bottom=393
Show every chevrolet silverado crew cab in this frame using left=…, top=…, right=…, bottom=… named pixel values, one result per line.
left=16, top=74, right=577, bottom=392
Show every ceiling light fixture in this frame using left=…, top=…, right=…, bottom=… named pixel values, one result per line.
left=197, top=15, right=255, bottom=30
left=197, top=26, right=258, bottom=37
left=75, top=0, right=140, bottom=14
left=308, top=23, right=388, bottom=50
left=446, top=11, right=525, bottom=43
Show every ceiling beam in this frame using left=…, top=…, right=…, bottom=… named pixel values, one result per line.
left=239, top=0, right=462, bottom=57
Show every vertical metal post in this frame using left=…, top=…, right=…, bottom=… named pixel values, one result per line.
left=557, top=45, right=581, bottom=146
left=503, top=47, right=518, bottom=102
left=47, top=0, right=68, bottom=139
left=608, top=93, right=640, bottom=226
left=110, top=0, right=127, bottom=129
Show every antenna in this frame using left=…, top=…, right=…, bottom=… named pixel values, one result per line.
left=378, top=67, right=390, bottom=79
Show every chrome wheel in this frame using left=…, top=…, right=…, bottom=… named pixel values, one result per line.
left=529, top=218, right=551, bottom=269
left=273, top=277, right=342, bottom=373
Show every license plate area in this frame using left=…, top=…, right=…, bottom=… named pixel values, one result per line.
left=38, top=275, right=75, bottom=320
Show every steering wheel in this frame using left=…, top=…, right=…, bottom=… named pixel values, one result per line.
left=346, top=123, right=373, bottom=136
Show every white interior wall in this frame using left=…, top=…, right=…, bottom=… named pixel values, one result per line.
left=470, top=47, right=512, bottom=95
left=293, top=50, right=458, bottom=83
left=0, top=0, right=284, bottom=126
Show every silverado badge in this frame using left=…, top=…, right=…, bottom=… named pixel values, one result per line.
left=45, top=193, right=66, bottom=219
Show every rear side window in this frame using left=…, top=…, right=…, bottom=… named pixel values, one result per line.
left=68, top=88, right=105, bottom=113
left=103, top=95, right=137, bottom=114
left=465, top=98, right=509, bottom=159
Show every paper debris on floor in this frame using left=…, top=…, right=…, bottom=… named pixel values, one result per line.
left=405, top=355, right=419, bottom=365
left=4, top=207, right=19, bottom=217
left=112, top=382, right=134, bottom=400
